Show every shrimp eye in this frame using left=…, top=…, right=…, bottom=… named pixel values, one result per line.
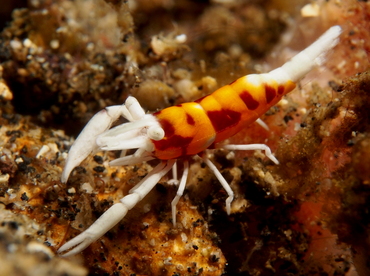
left=147, top=126, right=165, bottom=140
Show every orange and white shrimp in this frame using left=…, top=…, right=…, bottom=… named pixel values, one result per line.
left=58, top=25, right=342, bottom=256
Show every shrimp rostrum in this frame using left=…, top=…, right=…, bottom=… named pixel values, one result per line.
left=58, top=26, right=342, bottom=256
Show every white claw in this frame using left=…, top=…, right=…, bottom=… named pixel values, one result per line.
left=58, top=202, right=129, bottom=256
left=58, top=160, right=175, bottom=256
left=61, top=97, right=164, bottom=183
left=61, top=106, right=123, bottom=183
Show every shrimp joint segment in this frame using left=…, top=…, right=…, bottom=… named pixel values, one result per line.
left=58, top=26, right=342, bottom=256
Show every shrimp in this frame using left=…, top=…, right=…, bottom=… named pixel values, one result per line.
left=58, top=25, right=342, bottom=256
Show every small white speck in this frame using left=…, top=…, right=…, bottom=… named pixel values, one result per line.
left=47, top=143, right=59, bottom=153
left=163, top=257, right=172, bottom=265
left=278, top=98, right=289, bottom=108
left=50, top=39, right=60, bottom=49
left=36, top=56, right=45, bottom=63
left=149, top=238, right=156, bottom=246
left=294, top=122, right=301, bottom=131
left=7, top=188, right=16, bottom=199
left=181, top=233, right=188, bottom=243
left=26, top=241, right=54, bottom=257
left=15, top=157, right=24, bottom=164
left=7, top=244, right=18, bottom=253
left=143, top=203, right=151, bottom=213
left=86, top=42, right=95, bottom=51
left=56, top=26, right=67, bottom=33
left=0, top=174, right=10, bottom=183
left=175, top=34, right=187, bottom=43
left=10, top=40, right=22, bottom=50
left=226, top=151, right=235, bottom=160
left=23, top=38, right=32, bottom=48
left=299, top=107, right=307, bottom=115
left=301, top=3, right=320, bottom=17
left=81, top=182, right=93, bottom=193
left=36, top=145, right=50, bottom=158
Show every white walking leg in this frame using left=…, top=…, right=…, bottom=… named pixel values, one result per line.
left=219, top=144, right=279, bottom=165
left=202, top=155, right=234, bottom=215
left=167, top=161, right=179, bottom=185
left=255, top=118, right=269, bottom=131
left=171, top=160, right=189, bottom=226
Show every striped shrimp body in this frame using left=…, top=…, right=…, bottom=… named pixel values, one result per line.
left=152, top=73, right=296, bottom=160
left=58, top=26, right=342, bottom=256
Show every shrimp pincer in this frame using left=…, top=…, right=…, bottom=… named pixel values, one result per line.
left=58, top=26, right=342, bottom=256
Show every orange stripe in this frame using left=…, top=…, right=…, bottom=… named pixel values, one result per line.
left=152, top=103, right=216, bottom=159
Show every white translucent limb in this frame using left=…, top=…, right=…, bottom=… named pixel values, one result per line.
left=219, top=144, right=279, bottom=165
left=125, top=96, right=145, bottom=120
left=119, top=149, right=127, bottom=157
left=127, top=159, right=176, bottom=195
left=171, top=160, right=189, bottom=225
left=127, top=161, right=167, bottom=195
left=255, top=118, right=269, bottom=131
left=98, top=115, right=157, bottom=138
left=99, top=125, right=163, bottom=148
left=58, top=160, right=175, bottom=256
left=167, top=161, right=179, bottom=185
left=118, top=95, right=146, bottom=122
left=119, top=105, right=134, bottom=122
left=61, top=97, right=164, bottom=183
left=172, top=161, right=178, bottom=182
left=58, top=202, right=128, bottom=257
left=100, top=136, right=150, bottom=151
left=97, top=128, right=141, bottom=145
left=61, top=105, right=124, bottom=183
left=109, top=152, right=155, bottom=166
left=269, top=25, right=342, bottom=83
left=202, top=155, right=234, bottom=215
left=129, top=159, right=176, bottom=194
